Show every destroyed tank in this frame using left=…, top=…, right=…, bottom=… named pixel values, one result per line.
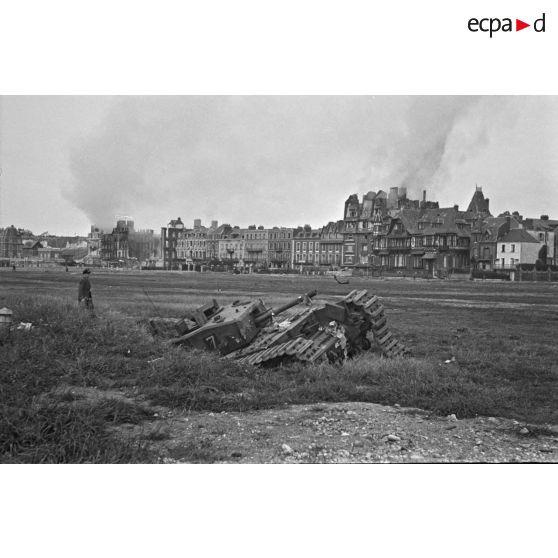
left=152, top=289, right=408, bottom=366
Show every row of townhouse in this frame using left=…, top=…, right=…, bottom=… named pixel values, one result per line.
left=160, top=187, right=557, bottom=273
left=334, top=187, right=555, bottom=274
left=162, top=219, right=296, bottom=270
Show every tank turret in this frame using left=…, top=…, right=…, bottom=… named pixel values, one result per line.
left=169, top=291, right=317, bottom=355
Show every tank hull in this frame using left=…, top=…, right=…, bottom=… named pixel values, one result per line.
left=153, top=289, right=408, bottom=366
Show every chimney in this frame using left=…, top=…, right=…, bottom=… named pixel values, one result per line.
left=454, top=205, right=459, bottom=211
left=388, top=187, right=398, bottom=209
left=423, top=190, right=426, bottom=203
left=194, top=219, right=202, bottom=229
left=211, top=220, right=218, bottom=229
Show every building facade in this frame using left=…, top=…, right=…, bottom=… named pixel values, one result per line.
left=240, top=226, right=269, bottom=267
left=495, top=229, right=541, bottom=268
left=0, top=226, right=23, bottom=260
left=161, top=217, right=185, bottom=270
left=292, top=226, right=321, bottom=268
left=318, top=221, right=344, bottom=267
left=268, top=227, right=293, bottom=269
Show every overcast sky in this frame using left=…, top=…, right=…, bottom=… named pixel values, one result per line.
left=1, top=95, right=557, bottom=235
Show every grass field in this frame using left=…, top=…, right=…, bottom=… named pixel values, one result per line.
left=1, top=268, right=557, bottom=462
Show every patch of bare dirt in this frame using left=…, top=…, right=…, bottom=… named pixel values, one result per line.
left=121, top=401, right=558, bottom=463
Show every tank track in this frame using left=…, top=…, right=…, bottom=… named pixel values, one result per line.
left=231, top=289, right=408, bottom=367
left=341, top=290, right=409, bottom=358
left=233, top=329, right=340, bottom=366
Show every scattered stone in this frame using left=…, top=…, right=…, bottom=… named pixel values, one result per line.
left=353, top=440, right=364, bottom=448
left=341, top=432, right=350, bottom=436
left=487, top=417, right=499, bottom=424
left=386, top=434, right=401, bottom=442
left=281, top=444, right=294, bottom=455
left=519, top=428, right=530, bottom=435
left=231, top=451, right=242, bottom=458
left=475, top=440, right=482, bottom=446
left=338, top=450, right=350, bottom=458
left=394, top=403, right=401, bottom=408
left=447, top=414, right=458, bottom=421
left=539, top=447, right=553, bottom=453
left=445, top=425, right=457, bottom=430
left=365, top=452, right=373, bottom=459
left=410, top=454, right=423, bottom=460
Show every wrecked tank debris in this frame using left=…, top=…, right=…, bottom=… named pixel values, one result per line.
left=150, top=290, right=408, bottom=366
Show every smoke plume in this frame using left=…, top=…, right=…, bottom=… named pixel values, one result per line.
left=65, top=96, right=554, bottom=229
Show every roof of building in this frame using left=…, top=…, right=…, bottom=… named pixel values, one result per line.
left=522, top=218, right=558, bottom=230
left=390, top=207, right=473, bottom=237
left=500, top=229, right=539, bottom=243
left=22, top=240, right=43, bottom=249
left=294, top=229, right=321, bottom=239
left=467, top=187, right=491, bottom=214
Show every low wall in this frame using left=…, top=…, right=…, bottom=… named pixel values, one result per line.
left=514, top=270, right=558, bottom=282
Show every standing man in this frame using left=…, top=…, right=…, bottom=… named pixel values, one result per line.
left=78, top=268, right=94, bottom=310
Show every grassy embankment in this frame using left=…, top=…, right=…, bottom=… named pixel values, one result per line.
left=1, top=278, right=557, bottom=463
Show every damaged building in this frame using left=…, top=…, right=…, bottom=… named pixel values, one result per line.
left=0, top=226, right=23, bottom=263
left=101, top=219, right=158, bottom=267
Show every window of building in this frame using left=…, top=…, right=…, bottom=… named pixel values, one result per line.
left=501, top=244, right=505, bottom=253
left=511, top=244, right=515, bottom=252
